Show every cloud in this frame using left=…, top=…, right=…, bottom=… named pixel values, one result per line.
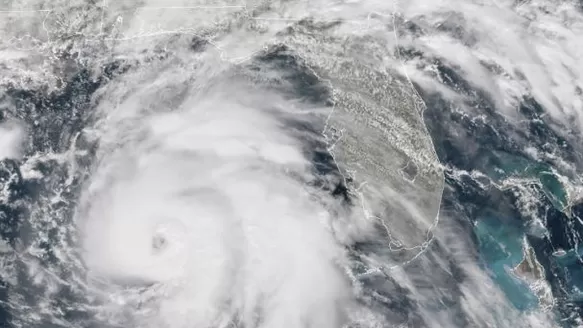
left=75, top=58, right=358, bottom=327
left=0, top=122, right=24, bottom=161
left=396, top=0, right=583, bottom=131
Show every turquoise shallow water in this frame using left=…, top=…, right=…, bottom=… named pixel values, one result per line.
left=483, top=151, right=583, bottom=307
left=474, top=218, right=540, bottom=311
left=471, top=151, right=573, bottom=311
left=486, top=151, right=568, bottom=210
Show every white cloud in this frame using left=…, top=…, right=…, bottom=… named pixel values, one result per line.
left=397, top=0, right=583, bottom=130
left=0, top=122, right=24, bottom=161
left=77, top=63, right=356, bottom=328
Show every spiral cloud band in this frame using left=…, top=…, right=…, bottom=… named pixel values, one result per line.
left=75, top=67, right=360, bottom=327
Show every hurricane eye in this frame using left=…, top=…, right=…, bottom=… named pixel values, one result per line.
left=151, top=234, right=167, bottom=253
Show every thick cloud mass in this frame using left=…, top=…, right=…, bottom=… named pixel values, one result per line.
left=0, top=123, right=23, bottom=161
left=77, top=79, right=354, bottom=327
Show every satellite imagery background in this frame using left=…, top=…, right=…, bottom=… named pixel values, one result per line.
left=0, top=0, right=582, bottom=327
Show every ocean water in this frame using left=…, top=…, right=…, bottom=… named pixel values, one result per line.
left=474, top=218, right=539, bottom=311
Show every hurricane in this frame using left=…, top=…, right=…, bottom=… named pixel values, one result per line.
left=0, top=0, right=581, bottom=327
left=77, top=61, right=375, bottom=326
